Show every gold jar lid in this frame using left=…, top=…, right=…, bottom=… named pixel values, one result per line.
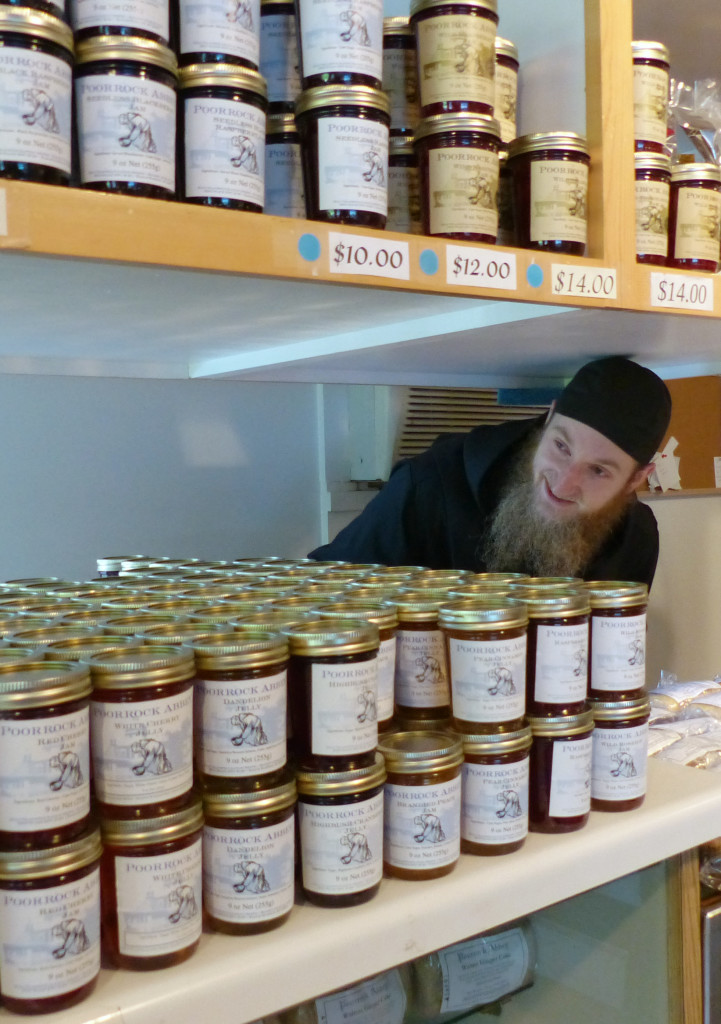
left=590, top=696, right=651, bottom=722
left=101, top=796, right=204, bottom=846
left=270, top=596, right=328, bottom=613
left=631, top=40, right=670, bottom=64
left=365, top=566, right=427, bottom=579
left=322, top=563, right=382, bottom=574
left=59, top=609, right=113, bottom=627
left=0, top=616, right=37, bottom=637
left=76, top=35, right=178, bottom=75
left=178, top=62, right=267, bottom=99
left=410, top=0, right=497, bottom=17
left=0, top=660, right=91, bottom=710
left=527, top=709, right=594, bottom=737
left=187, top=601, right=266, bottom=623
left=0, top=645, right=36, bottom=662
left=495, top=36, right=518, bottom=62
left=635, top=152, right=671, bottom=174
left=102, top=595, right=154, bottom=611
left=391, top=591, right=447, bottom=621
left=43, top=635, right=140, bottom=661
left=508, top=132, right=589, bottom=159
left=584, top=581, right=648, bottom=609
left=190, top=630, right=288, bottom=670
left=145, top=597, right=215, bottom=613
left=671, top=162, right=721, bottom=185
left=414, top=569, right=473, bottom=584
left=315, top=600, right=398, bottom=631
left=378, top=730, right=464, bottom=773
left=267, top=111, right=298, bottom=136
left=0, top=828, right=102, bottom=881
left=510, top=576, right=583, bottom=590
left=459, top=724, right=532, bottom=755
left=102, top=612, right=182, bottom=635
left=438, top=597, right=528, bottom=630
left=294, top=583, right=349, bottom=599
left=267, top=566, right=326, bottom=581
left=136, top=622, right=226, bottom=644
left=512, top=589, right=589, bottom=618
left=471, top=572, right=529, bottom=583
left=203, top=775, right=297, bottom=818
left=296, top=86, right=391, bottom=119
left=0, top=595, right=67, bottom=612
left=84, top=645, right=195, bottom=689
left=447, top=584, right=514, bottom=599
left=296, top=752, right=386, bottom=796
left=283, top=618, right=379, bottom=656
left=6, top=624, right=100, bottom=648
left=6, top=577, right=69, bottom=590
left=383, top=15, right=413, bottom=35
left=0, top=6, right=73, bottom=52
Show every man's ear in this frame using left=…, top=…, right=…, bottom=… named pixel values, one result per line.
left=626, top=463, right=654, bottom=493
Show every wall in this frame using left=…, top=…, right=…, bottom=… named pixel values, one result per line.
left=0, top=375, right=322, bottom=581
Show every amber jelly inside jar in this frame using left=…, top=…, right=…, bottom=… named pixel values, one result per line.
left=378, top=730, right=463, bottom=879
left=0, top=828, right=102, bottom=1014
left=590, top=696, right=650, bottom=812
left=634, top=151, right=670, bottom=265
left=632, top=40, right=670, bottom=154
left=668, top=162, right=721, bottom=273
left=410, top=0, right=498, bottom=117
left=295, top=84, right=390, bottom=228
left=586, top=581, right=648, bottom=701
left=296, top=754, right=386, bottom=907
left=507, top=132, right=590, bottom=254
left=100, top=797, right=203, bottom=969
left=522, top=589, right=589, bottom=716
left=527, top=708, right=594, bottom=834
left=460, top=725, right=531, bottom=855
left=0, top=7, right=73, bottom=185
left=382, top=16, right=418, bottom=135
left=392, top=590, right=451, bottom=722
left=202, top=773, right=296, bottom=932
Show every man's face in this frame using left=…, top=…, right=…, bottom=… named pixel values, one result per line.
left=531, top=412, right=651, bottom=520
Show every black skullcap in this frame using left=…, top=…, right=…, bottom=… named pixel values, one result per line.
left=554, top=357, right=672, bottom=464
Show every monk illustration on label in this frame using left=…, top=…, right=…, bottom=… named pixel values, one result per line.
left=340, top=831, right=372, bottom=863
left=21, top=89, right=59, bottom=133
left=488, top=665, right=516, bottom=696
left=233, top=860, right=271, bottom=893
left=118, top=111, right=157, bottom=153
left=131, top=738, right=172, bottom=776
left=230, top=711, right=268, bottom=746
left=356, top=689, right=377, bottom=723
left=414, top=812, right=445, bottom=843
left=496, top=789, right=522, bottom=819
left=49, top=750, right=84, bottom=791
left=168, top=885, right=198, bottom=923
left=52, top=918, right=90, bottom=959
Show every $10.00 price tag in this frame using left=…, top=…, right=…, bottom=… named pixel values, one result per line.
left=551, top=265, right=617, bottom=299
left=328, top=232, right=410, bottom=280
left=445, top=244, right=517, bottom=289
left=650, top=272, right=714, bottom=312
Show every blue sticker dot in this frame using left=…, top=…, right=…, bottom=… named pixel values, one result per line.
left=419, top=249, right=439, bottom=275
left=526, top=263, right=544, bottom=288
left=298, top=233, right=321, bottom=262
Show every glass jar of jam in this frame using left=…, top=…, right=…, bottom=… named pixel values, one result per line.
left=86, top=645, right=195, bottom=816
left=527, top=708, right=594, bottom=834
left=378, top=730, right=463, bottom=879
left=586, top=581, right=648, bottom=701
left=392, top=591, right=450, bottom=722
left=382, top=16, right=418, bottom=135
left=284, top=617, right=379, bottom=769
left=0, top=7, right=73, bottom=185
left=496, top=145, right=514, bottom=245
left=71, top=0, right=170, bottom=44
left=460, top=726, right=531, bottom=855
left=295, top=84, right=390, bottom=227
left=410, top=0, right=498, bottom=117
left=632, top=40, right=669, bottom=154
left=0, top=828, right=102, bottom=1014
left=635, top=152, right=670, bottom=264
left=259, top=0, right=300, bottom=113
left=0, top=660, right=91, bottom=848
left=387, top=133, right=422, bottom=234
left=590, top=696, right=650, bottom=812
left=202, top=773, right=296, bottom=932
left=668, top=162, right=721, bottom=273
left=415, top=112, right=500, bottom=241
left=176, top=0, right=260, bottom=69
left=506, top=132, right=590, bottom=254
left=523, top=589, right=589, bottom=715
left=191, top=630, right=288, bottom=785
left=494, top=36, right=517, bottom=145
left=296, top=0, right=382, bottom=90
left=296, top=753, right=385, bottom=907
left=74, top=35, right=178, bottom=198
left=100, top=797, right=203, bottom=969
left=178, top=62, right=267, bottom=211
left=265, top=111, right=306, bottom=217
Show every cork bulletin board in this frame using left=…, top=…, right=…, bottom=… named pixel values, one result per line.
left=642, top=375, right=721, bottom=492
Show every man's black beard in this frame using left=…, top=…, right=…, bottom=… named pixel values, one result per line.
left=481, top=432, right=634, bottom=578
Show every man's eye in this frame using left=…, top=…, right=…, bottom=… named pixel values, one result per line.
left=554, top=439, right=569, bottom=454
left=591, top=465, right=608, bottom=478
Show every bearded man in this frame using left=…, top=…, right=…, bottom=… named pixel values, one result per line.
left=308, top=357, right=672, bottom=587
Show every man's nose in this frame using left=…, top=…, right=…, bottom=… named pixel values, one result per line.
left=553, top=462, right=582, bottom=498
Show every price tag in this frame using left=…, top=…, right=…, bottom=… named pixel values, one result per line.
left=328, top=232, right=410, bottom=280
left=445, top=245, right=517, bottom=290
left=650, top=272, right=714, bottom=312
left=551, top=265, right=617, bottom=299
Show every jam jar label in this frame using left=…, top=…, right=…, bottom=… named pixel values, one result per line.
left=591, top=721, right=648, bottom=801
left=635, top=178, right=669, bottom=256
left=260, top=12, right=301, bottom=104
left=590, top=613, right=646, bottom=693
left=387, top=163, right=421, bottom=234
left=194, top=668, right=286, bottom=777
left=0, top=707, right=90, bottom=833
left=415, top=15, right=496, bottom=108
left=449, top=634, right=526, bottom=724
left=0, top=868, right=100, bottom=1000
left=73, top=0, right=169, bottom=40
left=316, top=969, right=407, bottom=1024
left=179, top=0, right=261, bottom=65
left=673, top=186, right=721, bottom=262
left=90, top=689, right=193, bottom=805
left=184, top=97, right=266, bottom=206
left=494, top=62, right=517, bottom=144
left=384, top=776, right=461, bottom=869
left=317, top=116, right=388, bottom=216
left=438, top=928, right=531, bottom=1012
left=203, top=817, right=295, bottom=923
left=311, top=657, right=378, bottom=755
left=428, top=147, right=498, bottom=238
left=114, top=838, right=202, bottom=957
left=0, top=48, right=72, bottom=174
left=461, top=756, right=529, bottom=846
left=530, top=160, right=588, bottom=245
left=395, top=628, right=449, bottom=708
left=75, top=73, right=176, bottom=192
left=382, top=47, right=419, bottom=130
left=533, top=622, right=588, bottom=705
left=265, top=140, right=306, bottom=216
left=376, top=635, right=396, bottom=721
left=298, top=0, right=383, bottom=80
left=633, top=64, right=668, bottom=146
left=548, top=735, right=593, bottom=818
left=299, top=791, right=383, bottom=895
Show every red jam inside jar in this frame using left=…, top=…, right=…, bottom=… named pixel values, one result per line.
left=528, top=709, right=594, bottom=834
left=392, top=591, right=452, bottom=722
left=632, top=41, right=670, bottom=154
left=590, top=697, right=650, bottom=812
left=521, top=589, right=589, bottom=716
left=460, top=725, right=531, bottom=855
left=635, top=152, right=670, bottom=265
left=586, top=581, right=648, bottom=702
left=382, top=16, right=419, bottom=135
left=668, top=163, right=721, bottom=273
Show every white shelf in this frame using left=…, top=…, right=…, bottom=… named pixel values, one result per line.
left=8, top=757, right=721, bottom=1024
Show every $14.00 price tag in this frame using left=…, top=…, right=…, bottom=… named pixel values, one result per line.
left=650, top=272, right=714, bottom=312
left=551, top=265, right=617, bottom=299
left=445, top=245, right=517, bottom=290
left=328, top=232, right=410, bottom=280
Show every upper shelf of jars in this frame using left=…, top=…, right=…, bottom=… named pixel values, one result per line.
left=3, top=0, right=721, bottom=384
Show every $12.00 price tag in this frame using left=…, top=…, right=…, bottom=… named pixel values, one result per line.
left=328, top=232, right=410, bottom=280
left=650, top=272, right=714, bottom=312
left=445, top=245, right=517, bottom=290
left=551, top=265, right=617, bottom=299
